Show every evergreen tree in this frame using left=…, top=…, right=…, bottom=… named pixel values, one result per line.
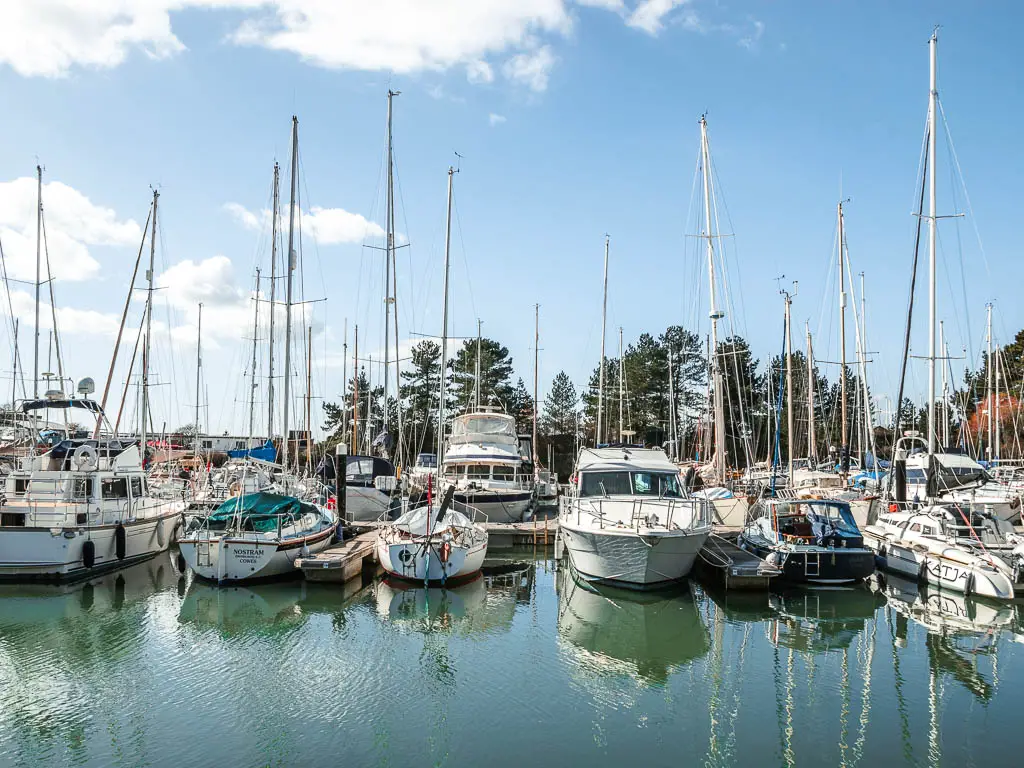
left=542, top=371, right=579, bottom=436
left=507, top=378, right=535, bottom=434
left=449, top=337, right=515, bottom=413
left=400, top=340, right=442, bottom=456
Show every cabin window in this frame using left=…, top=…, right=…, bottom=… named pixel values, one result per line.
left=101, top=478, right=129, bottom=499
left=922, top=526, right=935, bottom=535
left=910, top=523, right=922, bottom=532
left=235, top=441, right=245, bottom=449
left=444, top=465, right=462, bottom=477
left=203, top=440, right=213, bottom=449
left=580, top=471, right=633, bottom=497
left=467, top=466, right=491, bottom=479
left=13, top=478, right=28, bottom=496
left=492, top=467, right=514, bottom=481
left=71, top=477, right=94, bottom=500
left=0, top=512, right=25, bottom=527
left=632, top=472, right=682, bottom=497
left=130, top=476, right=143, bottom=498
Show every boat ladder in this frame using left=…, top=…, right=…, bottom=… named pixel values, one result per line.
left=805, top=551, right=820, bottom=577
left=197, top=540, right=212, bottom=568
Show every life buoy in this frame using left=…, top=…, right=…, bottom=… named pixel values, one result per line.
left=82, top=539, right=96, bottom=569
left=327, top=496, right=337, bottom=510
left=73, top=444, right=98, bottom=472
left=440, top=541, right=452, bottom=563
left=115, top=523, right=127, bottom=561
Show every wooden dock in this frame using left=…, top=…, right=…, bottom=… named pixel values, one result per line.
left=295, top=531, right=378, bottom=583
left=485, top=517, right=557, bottom=549
left=695, top=530, right=780, bottom=591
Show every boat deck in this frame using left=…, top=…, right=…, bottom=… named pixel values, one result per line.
left=696, top=528, right=781, bottom=590
left=295, top=531, right=378, bottom=583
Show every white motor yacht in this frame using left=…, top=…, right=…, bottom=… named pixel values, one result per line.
left=440, top=407, right=535, bottom=523
left=559, top=447, right=712, bottom=589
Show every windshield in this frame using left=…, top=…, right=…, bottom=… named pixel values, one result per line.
left=416, top=453, right=437, bottom=468
left=451, top=415, right=516, bottom=440
left=580, top=471, right=681, bottom=498
left=776, top=501, right=859, bottom=534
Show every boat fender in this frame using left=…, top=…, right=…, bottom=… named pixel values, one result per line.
left=964, top=571, right=975, bottom=596
left=156, top=519, right=166, bottom=548
left=917, top=558, right=929, bottom=585
left=82, top=539, right=96, bottom=569
left=1011, top=496, right=1021, bottom=510
left=440, top=541, right=452, bottom=563
left=115, top=523, right=127, bottom=561
left=176, top=550, right=187, bottom=573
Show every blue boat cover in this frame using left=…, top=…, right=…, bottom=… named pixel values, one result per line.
left=227, top=439, right=277, bottom=462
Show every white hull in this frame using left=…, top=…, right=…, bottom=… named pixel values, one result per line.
left=178, top=526, right=335, bottom=583
left=864, top=528, right=1014, bottom=600
left=710, top=496, right=749, bottom=527
left=377, top=536, right=487, bottom=583
left=0, top=508, right=182, bottom=581
left=453, top=493, right=531, bottom=523
left=343, top=486, right=393, bottom=524
left=559, top=523, right=710, bottom=588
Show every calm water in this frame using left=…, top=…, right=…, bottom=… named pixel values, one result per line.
left=1, top=551, right=1022, bottom=768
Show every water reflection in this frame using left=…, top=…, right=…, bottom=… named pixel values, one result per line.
left=556, top=564, right=710, bottom=685
left=765, top=587, right=885, bottom=653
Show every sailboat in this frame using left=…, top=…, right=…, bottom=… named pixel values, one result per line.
left=0, top=183, right=185, bottom=581
left=864, top=33, right=1020, bottom=601
left=178, top=117, right=337, bottom=582
left=686, top=117, right=754, bottom=526
left=376, top=166, right=489, bottom=585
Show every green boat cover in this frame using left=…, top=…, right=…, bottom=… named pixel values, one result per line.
left=208, top=492, right=303, bottom=533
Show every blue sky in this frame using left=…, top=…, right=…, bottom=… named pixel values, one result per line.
left=0, top=1, right=1020, bottom=437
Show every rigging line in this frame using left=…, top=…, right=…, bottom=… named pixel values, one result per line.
left=450, top=186, right=479, bottom=329
left=38, top=204, right=64, bottom=386
left=893, top=122, right=931, bottom=441
left=0, top=234, right=27, bottom=400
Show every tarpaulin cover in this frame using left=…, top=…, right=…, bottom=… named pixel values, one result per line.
left=208, top=492, right=302, bottom=532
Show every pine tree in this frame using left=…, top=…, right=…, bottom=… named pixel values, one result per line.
left=400, top=340, right=442, bottom=456
left=542, top=372, right=579, bottom=437
left=449, top=337, right=515, bottom=413
left=507, top=378, right=535, bottom=434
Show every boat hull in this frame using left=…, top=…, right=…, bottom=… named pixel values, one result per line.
left=376, top=535, right=487, bottom=584
left=178, top=524, right=336, bottom=583
left=559, top=523, right=710, bottom=589
left=0, top=508, right=183, bottom=583
left=452, top=491, right=532, bottom=523
left=864, top=529, right=1015, bottom=600
left=741, top=538, right=875, bottom=585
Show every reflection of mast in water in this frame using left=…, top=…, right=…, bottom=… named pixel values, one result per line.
left=927, top=663, right=941, bottom=767
left=850, top=609, right=876, bottom=766
left=888, top=603, right=916, bottom=764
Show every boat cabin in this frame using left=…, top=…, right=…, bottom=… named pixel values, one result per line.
left=750, top=500, right=864, bottom=548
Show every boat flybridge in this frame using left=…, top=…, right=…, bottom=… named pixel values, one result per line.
left=440, top=406, right=535, bottom=523
left=559, top=446, right=712, bottom=589
left=0, top=381, right=186, bottom=582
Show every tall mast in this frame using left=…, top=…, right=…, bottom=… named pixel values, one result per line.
left=783, top=289, right=795, bottom=485
left=995, top=320, right=1002, bottom=461
left=939, top=320, right=948, bottom=448
left=342, top=318, right=348, bottom=440
left=533, top=304, right=539, bottom=470
left=11, top=320, right=17, bottom=414
left=267, top=162, right=280, bottom=442
left=389, top=95, right=405, bottom=469
left=33, top=165, right=42, bottom=399
left=383, top=90, right=397, bottom=440
left=248, top=269, right=260, bottom=440
left=618, top=327, right=624, bottom=442
left=986, top=303, right=993, bottom=457
left=667, top=347, right=677, bottom=460
left=282, top=116, right=298, bottom=471
left=927, top=30, right=938, bottom=455
left=838, top=201, right=848, bottom=475
left=352, top=324, right=359, bottom=451
left=701, top=117, right=726, bottom=481
left=475, top=319, right=482, bottom=409
left=306, top=326, right=313, bottom=471
left=437, top=167, right=455, bottom=463
left=805, top=323, right=817, bottom=463
left=141, top=189, right=157, bottom=455
left=194, top=302, right=202, bottom=456
left=596, top=235, right=609, bottom=446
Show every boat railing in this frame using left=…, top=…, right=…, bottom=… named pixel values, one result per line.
left=561, top=495, right=712, bottom=532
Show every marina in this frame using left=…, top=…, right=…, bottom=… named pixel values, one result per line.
left=3, top=4, right=1024, bottom=766
left=2, top=549, right=1024, bottom=766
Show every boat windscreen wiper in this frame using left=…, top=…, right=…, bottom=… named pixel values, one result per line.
left=599, top=481, right=609, bottom=498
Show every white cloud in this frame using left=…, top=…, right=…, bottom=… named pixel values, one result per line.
left=466, top=59, right=494, bottom=84
left=159, top=255, right=245, bottom=310
left=503, top=45, right=556, bottom=92
left=738, top=19, right=765, bottom=50
left=4, top=289, right=121, bottom=337
left=0, top=1, right=575, bottom=80
left=627, top=0, right=691, bottom=35
left=225, top=201, right=386, bottom=244
left=488, top=113, right=507, bottom=126
left=0, top=176, right=142, bottom=282
left=575, top=0, right=625, bottom=10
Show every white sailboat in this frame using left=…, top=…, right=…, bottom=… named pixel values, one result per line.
left=376, top=165, right=489, bottom=584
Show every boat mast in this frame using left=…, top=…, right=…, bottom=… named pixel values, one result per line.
left=596, top=235, right=609, bottom=446
left=986, top=303, right=993, bottom=457
left=667, top=347, right=676, bottom=460
left=342, top=318, right=347, bottom=441
left=267, top=162, right=280, bottom=444
left=783, top=287, right=795, bottom=485
left=995, top=318, right=1002, bottom=461
left=383, top=90, right=396, bottom=448
left=939, top=320, right=948, bottom=448
left=282, top=116, right=298, bottom=472
left=618, top=327, right=624, bottom=443
left=701, top=117, right=726, bottom=481
left=141, top=189, right=157, bottom=456
left=533, top=304, right=539, bottom=470
left=248, top=269, right=260, bottom=441
left=927, top=30, right=938, bottom=456
left=838, top=202, right=849, bottom=475
left=388, top=95, right=405, bottom=469
left=475, top=319, right=482, bottom=409
left=437, top=167, right=455, bottom=464
left=33, top=165, right=41, bottom=398
left=352, top=324, right=359, bottom=451
left=806, top=323, right=817, bottom=464
left=306, top=326, right=313, bottom=472
left=194, top=302, right=202, bottom=457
